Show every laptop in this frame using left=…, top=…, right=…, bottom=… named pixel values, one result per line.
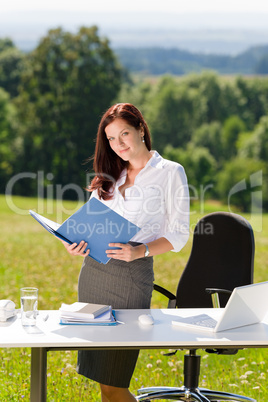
left=172, top=281, right=268, bottom=332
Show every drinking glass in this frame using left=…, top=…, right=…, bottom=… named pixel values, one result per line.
left=20, top=287, right=38, bottom=326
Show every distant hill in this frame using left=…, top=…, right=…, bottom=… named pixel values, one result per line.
left=115, top=44, right=268, bottom=75
left=1, top=10, right=268, bottom=54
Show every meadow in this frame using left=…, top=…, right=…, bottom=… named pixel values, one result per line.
left=0, top=195, right=267, bottom=401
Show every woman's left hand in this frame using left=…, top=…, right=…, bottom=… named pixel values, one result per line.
left=106, top=243, right=141, bottom=262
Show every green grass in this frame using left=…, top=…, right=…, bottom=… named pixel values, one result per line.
left=0, top=195, right=267, bottom=401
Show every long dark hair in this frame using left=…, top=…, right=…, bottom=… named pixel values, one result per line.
left=88, top=103, right=152, bottom=200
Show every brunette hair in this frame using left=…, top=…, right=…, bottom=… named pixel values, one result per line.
left=88, top=103, right=152, bottom=200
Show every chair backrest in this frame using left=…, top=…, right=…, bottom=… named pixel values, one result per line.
left=176, top=212, right=255, bottom=308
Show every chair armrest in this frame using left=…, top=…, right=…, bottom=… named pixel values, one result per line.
left=153, top=284, right=177, bottom=308
left=205, top=288, right=232, bottom=308
left=205, top=288, right=232, bottom=295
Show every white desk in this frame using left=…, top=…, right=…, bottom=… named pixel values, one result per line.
left=1, top=308, right=268, bottom=402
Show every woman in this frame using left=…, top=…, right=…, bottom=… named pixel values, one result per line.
left=62, top=103, right=190, bottom=401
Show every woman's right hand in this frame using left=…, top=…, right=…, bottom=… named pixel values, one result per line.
left=60, top=240, right=90, bottom=257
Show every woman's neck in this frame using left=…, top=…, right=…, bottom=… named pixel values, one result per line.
left=127, top=150, right=152, bottom=171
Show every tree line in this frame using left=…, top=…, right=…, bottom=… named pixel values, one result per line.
left=115, top=45, right=268, bottom=75
left=0, top=27, right=268, bottom=211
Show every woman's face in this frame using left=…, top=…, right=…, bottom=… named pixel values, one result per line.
left=105, top=118, right=144, bottom=162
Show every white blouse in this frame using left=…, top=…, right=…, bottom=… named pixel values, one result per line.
left=91, top=151, right=190, bottom=252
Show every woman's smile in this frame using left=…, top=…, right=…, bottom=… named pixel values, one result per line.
left=119, top=147, right=130, bottom=153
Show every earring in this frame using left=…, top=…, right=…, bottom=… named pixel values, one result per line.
left=142, top=137, right=145, bottom=143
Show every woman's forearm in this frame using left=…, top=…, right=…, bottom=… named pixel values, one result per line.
left=136, top=237, right=173, bottom=259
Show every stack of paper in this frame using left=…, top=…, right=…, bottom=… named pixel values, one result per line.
left=59, top=302, right=116, bottom=325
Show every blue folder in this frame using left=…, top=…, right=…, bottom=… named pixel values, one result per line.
left=59, top=310, right=117, bottom=326
left=29, top=197, right=140, bottom=264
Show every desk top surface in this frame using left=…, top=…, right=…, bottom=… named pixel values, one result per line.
left=1, top=308, right=268, bottom=349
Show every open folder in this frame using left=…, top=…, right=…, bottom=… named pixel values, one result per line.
left=29, top=197, right=140, bottom=264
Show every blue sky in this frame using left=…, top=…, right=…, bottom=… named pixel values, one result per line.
left=2, top=0, right=268, bottom=13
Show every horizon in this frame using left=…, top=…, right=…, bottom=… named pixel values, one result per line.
left=1, top=8, right=268, bottom=55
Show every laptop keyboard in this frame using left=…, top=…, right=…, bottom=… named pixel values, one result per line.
left=182, top=314, right=218, bottom=328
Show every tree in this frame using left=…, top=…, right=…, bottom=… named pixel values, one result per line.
left=0, top=88, right=19, bottom=192
left=234, top=76, right=268, bottom=129
left=222, top=115, right=246, bottom=159
left=185, top=71, right=224, bottom=122
left=117, top=79, right=152, bottom=117
left=16, top=26, right=124, bottom=197
left=0, top=38, right=14, bottom=52
left=192, top=121, right=223, bottom=161
left=0, top=39, right=25, bottom=98
left=217, top=157, right=266, bottom=212
left=146, top=76, right=206, bottom=152
left=238, top=115, right=268, bottom=162
left=163, top=144, right=217, bottom=192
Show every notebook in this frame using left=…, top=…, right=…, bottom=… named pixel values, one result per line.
left=172, top=281, right=268, bottom=332
left=59, top=302, right=111, bottom=319
left=29, top=197, right=140, bottom=264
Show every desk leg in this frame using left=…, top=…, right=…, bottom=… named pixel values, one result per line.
left=30, top=347, right=47, bottom=402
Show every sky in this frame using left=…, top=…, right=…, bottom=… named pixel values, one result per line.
left=1, top=0, right=268, bottom=54
left=2, top=0, right=268, bottom=14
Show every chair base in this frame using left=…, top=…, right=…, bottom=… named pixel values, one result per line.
left=136, top=352, right=255, bottom=402
left=136, top=386, right=256, bottom=401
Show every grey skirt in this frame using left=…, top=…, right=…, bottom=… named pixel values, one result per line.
left=76, top=251, right=154, bottom=388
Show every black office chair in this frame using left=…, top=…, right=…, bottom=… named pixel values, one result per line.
left=136, top=212, right=255, bottom=402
